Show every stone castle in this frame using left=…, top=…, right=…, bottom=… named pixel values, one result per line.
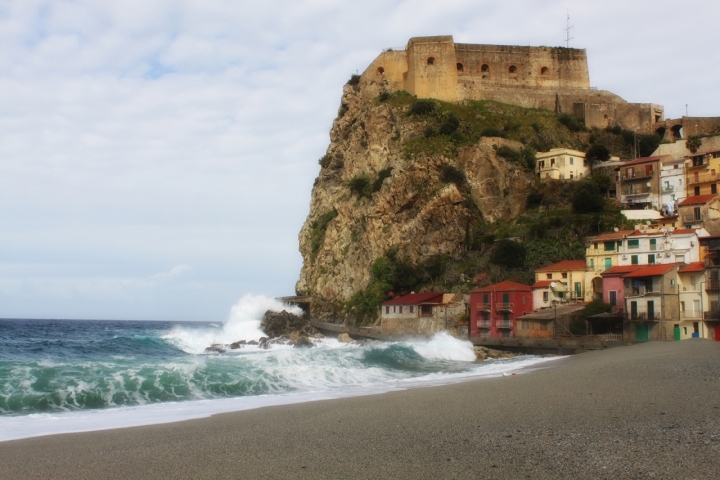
left=361, top=35, right=719, bottom=138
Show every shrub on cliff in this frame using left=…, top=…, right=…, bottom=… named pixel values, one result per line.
left=440, top=164, right=466, bottom=185
left=687, top=135, right=703, bottom=154
left=496, top=146, right=537, bottom=171
left=409, top=99, right=436, bottom=116
left=489, top=239, right=526, bottom=269
left=347, top=74, right=361, bottom=86
left=558, top=113, right=586, bottom=132
left=309, top=209, right=338, bottom=261
left=479, top=127, right=506, bottom=138
left=348, top=175, right=372, bottom=198
left=572, top=181, right=604, bottom=214
left=438, top=113, right=460, bottom=135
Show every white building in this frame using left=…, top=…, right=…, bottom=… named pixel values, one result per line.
left=659, top=155, right=686, bottom=215
left=617, top=228, right=708, bottom=267
left=536, top=148, right=588, bottom=180
left=677, top=262, right=706, bottom=339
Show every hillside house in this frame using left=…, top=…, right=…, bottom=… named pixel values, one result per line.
left=698, top=236, right=720, bottom=341
left=623, top=264, right=680, bottom=342
left=516, top=305, right=586, bottom=339
left=381, top=292, right=467, bottom=336
left=677, top=262, right=706, bottom=340
left=600, top=265, right=643, bottom=313
left=659, top=155, right=686, bottom=215
left=536, top=148, right=588, bottom=180
left=617, top=228, right=706, bottom=267
left=617, top=156, right=669, bottom=210
left=678, top=195, right=716, bottom=229
left=685, top=148, right=720, bottom=197
left=585, top=230, right=636, bottom=300
left=534, top=260, right=588, bottom=303
left=469, top=281, right=532, bottom=339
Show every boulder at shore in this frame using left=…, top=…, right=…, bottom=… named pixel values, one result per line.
left=260, top=310, right=322, bottom=339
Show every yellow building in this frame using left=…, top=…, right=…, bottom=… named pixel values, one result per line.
left=585, top=230, right=636, bottom=300
left=536, top=148, right=588, bottom=180
left=686, top=147, right=720, bottom=197
left=534, top=260, right=589, bottom=304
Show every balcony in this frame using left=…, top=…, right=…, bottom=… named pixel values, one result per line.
left=680, top=311, right=702, bottom=320
left=475, top=303, right=491, bottom=312
left=687, top=173, right=718, bottom=185
left=621, top=186, right=652, bottom=196
left=496, top=303, right=514, bottom=312
left=496, top=320, right=513, bottom=328
left=704, top=310, right=720, bottom=320
left=682, top=214, right=702, bottom=224
left=662, top=185, right=674, bottom=192
left=705, top=279, right=720, bottom=291
left=687, top=158, right=709, bottom=169
left=477, top=320, right=492, bottom=328
left=621, top=170, right=654, bottom=181
left=626, top=311, right=660, bottom=321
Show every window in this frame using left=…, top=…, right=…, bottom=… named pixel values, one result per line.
left=713, top=169, right=717, bottom=176
left=631, top=255, right=639, bottom=265
left=562, top=272, right=568, bottom=279
left=690, top=275, right=697, bottom=288
left=694, top=207, right=702, bottom=220
left=648, top=254, right=656, bottom=264
left=551, top=158, right=556, bottom=166
left=547, top=274, right=553, bottom=279
left=714, top=152, right=720, bottom=158
left=570, top=157, right=574, bottom=165
left=628, top=239, right=640, bottom=249
left=522, top=296, right=527, bottom=305
left=575, top=282, right=581, bottom=298
left=427, top=56, right=435, bottom=65
left=675, top=254, right=685, bottom=263
left=650, top=238, right=656, bottom=250
left=398, top=306, right=403, bottom=314
left=376, top=67, right=385, bottom=75
left=593, top=242, right=599, bottom=250
left=456, top=63, right=464, bottom=72
left=393, top=306, right=396, bottom=313
left=604, top=241, right=616, bottom=251
left=543, top=291, right=549, bottom=302
left=509, top=65, right=517, bottom=73
left=539, top=160, right=545, bottom=168
left=674, top=164, right=679, bottom=169
left=410, top=306, right=414, bottom=313
left=583, top=158, right=587, bottom=167
left=386, top=306, right=390, bottom=314
left=589, top=258, right=594, bottom=268
left=695, top=186, right=701, bottom=196
left=604, top=258, right=612, bottom=270
left=481, top=64, right=490, bottom=72
left=540, top=66, right=549, bottom=75
left=713, top=184, right=717, bottom=195
left=609, top=291, right=617, bottom=306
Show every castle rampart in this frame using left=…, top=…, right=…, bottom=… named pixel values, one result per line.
left=362, top=35, right=666, bottom=134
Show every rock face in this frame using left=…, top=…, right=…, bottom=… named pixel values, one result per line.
left=296, top=77, right=532, bottom=312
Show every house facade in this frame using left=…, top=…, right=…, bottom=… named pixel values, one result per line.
left=623, top=264, right=680, bottom=342
left=677, top=262, right=706, bottom=340
left=585, top=230, right=636, bottom=300
left=617, top=156, right=667, bottom=210
left=536, top=148, right=588, bottom=180
left=617, top=228, right=706, bottom=267
left=685, top=149, right=720, bottom=197
left=699, top=236, right=720, bottom=341
left=469, top=281, right=532, bottom=339
left=600, top=265, right=642, bottom=313
left=678, top=195, right=716, bottom=229
left=381, top=292, right=466, bottom=335
left=534, top=260, right=588, bottom=304
left=659, top=155, right=686, bottom=215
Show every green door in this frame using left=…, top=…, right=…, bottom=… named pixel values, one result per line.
left=636, top=324, right=649, bottom=342
left=604, top=258, right=612, bottom=270
left=673, top=326, right=680, bottom=341
left=502, top=293, right=509, bottom=303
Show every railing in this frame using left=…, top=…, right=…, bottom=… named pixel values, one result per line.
left=597, top=333, right=623, bottom=342
left=622, top=170, right=654, bottom=180
left=680, top=311, right=702, bottom=320
left=705, top=258, right=720, bottom=267
left=704, top=310, right=720, bottom=320
left=705, top=279, right=720, bottom=291
left=662, top=185, right=674, bottom=192
left=475, top=303, right=491, bottom=312
left=626, top=311, right=660, bottom=321
left=688, top=158, right=709, bottom=168
left=496, top=303, right=513, bottom=311
left=477, top=320, right=492, bottom=328
left=682, top=214, right=702, bottom=223
left=687, top=172, right=718, bottom=185
left=496, top=320, right=513, bottom=328
left=621, top=186, right=652, bottom=196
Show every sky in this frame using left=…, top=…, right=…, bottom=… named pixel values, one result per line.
left=2, top=0, right=719, bottom=321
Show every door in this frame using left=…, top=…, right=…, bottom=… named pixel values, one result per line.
left=609, top=291, right=617, bottom=306
left=502, top=293, right=509, bottom=304
left=604, top=258, right=612, bottom=270
left=631, top=301, right=638, bottom=320
left=647, top=301, right=655, bottom=320
left=636, top=323, right=649, bottom=342
left=575, top=282, right=581, bottom=299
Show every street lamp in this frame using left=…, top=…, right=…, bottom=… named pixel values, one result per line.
left=551, top=300, right=559, bottom=338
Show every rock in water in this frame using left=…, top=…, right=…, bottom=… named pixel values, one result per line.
left=260, top=310, right=321, bottom=338
left=292, top=336, right=314, bottom=348
left=205, top=344, right=226, bottom=354
left=337, top=333, right=353, bottom=343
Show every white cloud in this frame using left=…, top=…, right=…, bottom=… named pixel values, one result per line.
left=1, top=0, right=719, bottom=320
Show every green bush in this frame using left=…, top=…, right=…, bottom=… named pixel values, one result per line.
left=497, top=146, right=536, bottom=171
left=572, top=182, right=604, bottom=213
left=378, top=91, right=390, bottom=102
left=372, top=167, right=393, bottom=192
left=490, top=239, right=526, bottom=269
left=526, top=191, right=544, bottom=209
left=310, top=209, right=338, bottom=260
left=638, top=134, right=661, bottom=157
left=687, top=135, right=703, bottom=154
left=440, top=164, right=466, bottom=185
left=479, top=127, right=506, bottom=138
left=586, top=144, right=611, bottom=162
left=424, top=126, right=437, bottom=138
left=348, top=175, right=372, bottom=198
left=409, top=99, right=436, bottom=116
left=347, top=74, right=361, bottom=86
left=438, top=114, right=460, bottom=135
left=318, top=155, right=330, bottom=168
left=558, top=113, right=586, bottom=132
left=496, top=145, right=521, bottom=162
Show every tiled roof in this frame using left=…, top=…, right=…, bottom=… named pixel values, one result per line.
left=383, top=292, right=444, bottom=305
left=679, top=262, right=705, bottom=273
left=679, top=194, right=717, bottom=206
left=620, top=156, right=666, bottom=167
left=536, top=260, right=587, bottom=272
left=531, top=280, right=555, bottom=288
left=589, top=230, right=636, bottom=242
left=600, top=265, right=644, bottom=276
left=472, top=281, right=532, bottom=293
left=622, top=264, right=678, bottom=278
left=670, top=229, right=699, bottom=235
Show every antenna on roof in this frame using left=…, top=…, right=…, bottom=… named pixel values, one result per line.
left=564, top=10, right=574, bottom=48
left=614, top=227, right=619, bottom=232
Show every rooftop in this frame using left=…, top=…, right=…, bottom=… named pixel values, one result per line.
left=620, top=155, right=668, bottom=167
left=589, top=230, right=636, bottom=242
left=679, top=194, right=717, bottom=206
left=531, top=280, right=565, bottom=289
left=383, top=292, right=444, bottom=305
left=622, top=263, right=678, bottom=278
left=472, top=281, right=531, bottom=293
left=536, top=260, right=587, bottom=272
left=601, top=265, right=644, bottom=276
left=679, top=262, right=705, bottom=273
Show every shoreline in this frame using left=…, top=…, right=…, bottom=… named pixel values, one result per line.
left=2, top=340, right=719, bottom=478
left=0, top=352, right=557, bottom=443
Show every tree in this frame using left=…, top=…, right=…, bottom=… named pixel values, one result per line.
left=687, top=135, right=703, bottom=154
left=572, top=182, right=604, bottom=214
left=490, top=239, right=526, bottom=269
left=585, top=144, right=611, bottom=175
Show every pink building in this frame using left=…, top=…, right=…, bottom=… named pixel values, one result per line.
left=600, top=265, right=643, bottom=312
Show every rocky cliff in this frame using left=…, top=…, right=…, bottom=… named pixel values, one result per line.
left=295, top=76, right=538, bottom=316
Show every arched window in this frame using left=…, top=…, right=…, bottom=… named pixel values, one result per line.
left=540, top=66, right=549, bottom=75
left=480, top=64, right=490, bottom=72
left=457, top=63, right=464, bottom=72
left=377, top=67, right=385, bottom=75
left=509, top=65, right=517, bottom=74
left=427, top=56, right=435, bottom=65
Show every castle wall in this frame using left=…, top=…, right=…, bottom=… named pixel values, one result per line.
left=405, top=36, right=458, bottom=102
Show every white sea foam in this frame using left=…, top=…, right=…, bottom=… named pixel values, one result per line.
left=409, top=332, right=477, bottom=362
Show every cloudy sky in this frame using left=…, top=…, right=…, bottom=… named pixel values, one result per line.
left=1, top=0, right=719, bottom=321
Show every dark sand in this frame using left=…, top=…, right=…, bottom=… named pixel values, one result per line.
left=2, top=340, right=719, bottom=479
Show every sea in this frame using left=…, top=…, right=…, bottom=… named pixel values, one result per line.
left=0, top=294, right=559, bottom=442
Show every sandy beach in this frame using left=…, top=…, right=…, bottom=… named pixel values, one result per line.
left=1, top=340, right=719, bottom=479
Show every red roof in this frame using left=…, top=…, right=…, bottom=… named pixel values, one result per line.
left=589, top=230, right=635, bottom=242
left=472, top=281, right=531, bottom=293
left=383, top=292, right=444, bottom=305
left=536, top=260, right=587, bottom=272
left=620, top=156, right=665, bottom=167
left=531, top=280, right=563, bottom=288
left=622, top=264, right=678, bottom=278
left=670, top=229, right=699, bottom=235
left=679, top=262, right=704, bottom=273
left=679, top=195, right=717, bottom=206
left=600, top=265, right=644, bottom=276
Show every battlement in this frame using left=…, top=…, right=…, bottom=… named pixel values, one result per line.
left=362, top=35, right=664, bottom=134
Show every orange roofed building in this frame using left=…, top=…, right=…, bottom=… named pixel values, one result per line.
left=469, top=281, right=532, bottom=339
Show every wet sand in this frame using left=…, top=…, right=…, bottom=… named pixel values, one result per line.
left=1, top=340, right=719, bottom=479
